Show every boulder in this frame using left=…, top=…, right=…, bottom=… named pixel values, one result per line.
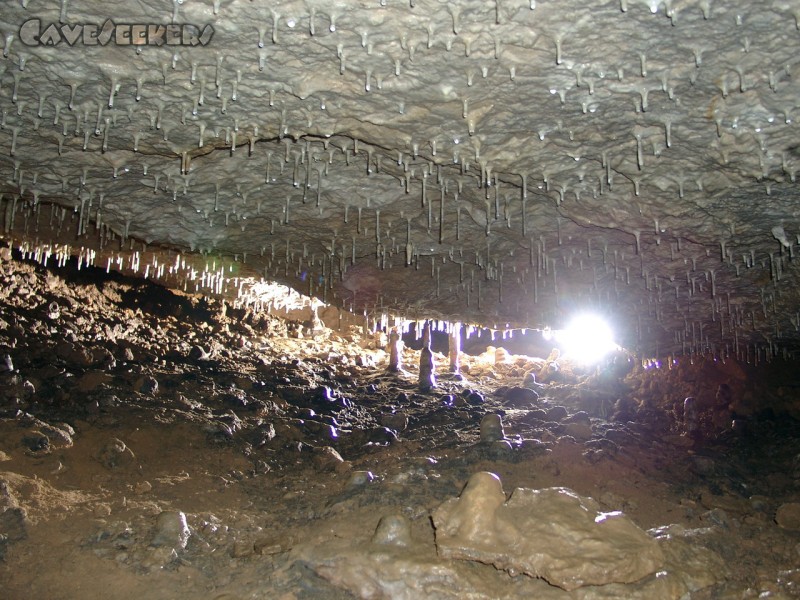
left=432, top=472, right=664, bottom=591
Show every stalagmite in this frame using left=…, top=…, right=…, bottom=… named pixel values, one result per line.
left=387, top=328, right=403, bottom=372
left=419, top=321, right=436, bottom=390
left=448, top=322, right=461, bottom=373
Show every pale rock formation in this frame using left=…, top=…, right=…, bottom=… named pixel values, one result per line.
left=431, top=472, right=664, bottom=591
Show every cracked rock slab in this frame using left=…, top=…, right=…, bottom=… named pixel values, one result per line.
left=431, top=472, right=664, bottom=591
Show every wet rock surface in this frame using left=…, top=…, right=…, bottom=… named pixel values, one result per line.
left=432, top=472, right=665, bottom=591
left=1, top=252, right=800, bottom=598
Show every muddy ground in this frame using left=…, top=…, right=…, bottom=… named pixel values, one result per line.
left=1, top=247, right=800, bottom=599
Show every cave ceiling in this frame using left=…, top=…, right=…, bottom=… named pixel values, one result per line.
left=2, top=0, right=800, bottom=358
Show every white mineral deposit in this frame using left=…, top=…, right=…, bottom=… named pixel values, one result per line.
left=1, top=0, right=800, bottom=597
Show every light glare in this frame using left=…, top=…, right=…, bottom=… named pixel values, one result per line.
left=555, top=314, right=618, bottom=364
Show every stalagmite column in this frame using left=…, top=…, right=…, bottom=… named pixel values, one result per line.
left=449, top=322, right=461, bottom=373
left=419, top=321, right=437, bottom=390
left=387, top=327, right=403, bottom=372
left=683, top=397, right=698, bottom=438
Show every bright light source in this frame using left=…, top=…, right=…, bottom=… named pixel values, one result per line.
left=555, top=314, right=618, bottom=364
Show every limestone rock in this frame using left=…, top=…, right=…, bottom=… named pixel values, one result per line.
left=649, top=524, right=729, bottom=593
left=188, top=345, right=211, bottom=361
left=563, top=421, right=593, bottom=441
left=546, top=406, right=569, bottom=421
left=776, top=503, right=800, bottom=530
left=380, top=412, right=409, bottom=431
left=0, top=506, right=27, bottom=561
left=254, top=532, right=294, bottom=556
left=75, top=370, right=113, bottom=393
left=504, top=386, right=539, bottom=407
left=135, top=375, right=159, bottom=394
left=95, top=438, right=136, bottom=470
left=312, top=445, right=345, bottom=472
left=479, top=414, right=505, bottom=442
left=54, top=341, right=93, bottom=367
left=0, top=507, right=28, bottom=543
left=150, top=510, right=191, bottom=550
left=230, top=538, right=254, bottom=558
left=699, top=491, right=748, bottom=514
left=21, top=431, right=50, bottom=453
left=346, top=470, right=376, bottom=488
left=372, top=514, right=412, bottom=547
left=309, top=548, right=564, bottom=600
left=432, top=472, right=664, bottom=591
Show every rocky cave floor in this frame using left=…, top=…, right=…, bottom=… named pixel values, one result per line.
left=2, top=249, right=800, bottom=599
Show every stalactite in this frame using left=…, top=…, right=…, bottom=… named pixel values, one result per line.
left=435, top=184, right=445, bottom=244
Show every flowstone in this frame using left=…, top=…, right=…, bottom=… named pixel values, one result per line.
left=431, top=472, right=664, bottom=591
left=297, top=473, right=723, bottom=599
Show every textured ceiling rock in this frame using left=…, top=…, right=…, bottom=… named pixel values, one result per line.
left=2, top=0, right=800, bottom=357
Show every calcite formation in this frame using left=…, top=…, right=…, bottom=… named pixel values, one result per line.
left=1, top=1, right=800, bottom=358
left=150, top=510, right=191, bottom=550
left=418, top=320, right=436, bottom=389
left=300, top=472, right=726, bottom=598
left=431, top=472, right=664, bottom=590
left=479, top=413, right=505, bottom=442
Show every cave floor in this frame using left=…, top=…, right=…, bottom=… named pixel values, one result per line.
left=1, top=251, right=800, bottom=599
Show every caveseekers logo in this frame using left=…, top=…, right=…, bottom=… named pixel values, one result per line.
left=19, top=19, right=214, bottom=47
